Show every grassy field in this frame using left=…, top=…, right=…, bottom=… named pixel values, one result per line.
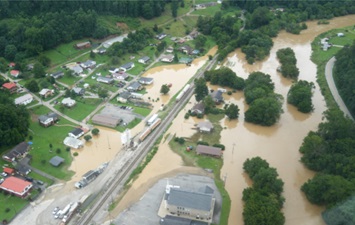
left=28, top=106, right=75, bottom=180
left=43, top=39, right=93, bottom=67
left=54, top=97, right=102, bottom=121
left=163, top=20, right=189, bottom=37
left=168, top=113, right=230, bottom=225
left=181, top=16, right=198, bottom=29
left=57, top=75, right=81, bottom=86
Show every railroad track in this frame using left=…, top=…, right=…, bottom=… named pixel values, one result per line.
left=76, top=55, right=218, bottom=225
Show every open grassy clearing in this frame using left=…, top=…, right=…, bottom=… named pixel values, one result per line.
left=181, top=16, right=198, bottom=29
left=28, top=106, right=75, bottom=180
left=0, top=193, right=29, bottom=223
left=57, top=75, right=81, bottom=86
left=191, top=5, right=221, bottom=16
left=163, top=20, right=189, bottom=37
left=81, top=76, right=119, bottom=93
left=54, top=97, right=102, bottom=121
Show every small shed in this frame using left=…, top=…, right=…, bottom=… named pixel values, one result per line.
left=49, top=156, right=64, bottom=167
left=197, top=121, right=213, bottom=133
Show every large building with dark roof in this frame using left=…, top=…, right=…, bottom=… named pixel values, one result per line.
left=165, top=188, right=215, bottom=223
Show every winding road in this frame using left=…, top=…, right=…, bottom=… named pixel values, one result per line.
left=325, top=56, right=354, bottom=120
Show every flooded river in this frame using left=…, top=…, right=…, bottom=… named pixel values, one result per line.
left=109, top=15, right=355, bottom=225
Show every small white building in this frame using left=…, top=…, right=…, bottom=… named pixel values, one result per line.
left=337, top=32, right=344, bottom=37
left=14, top=94, right=33, bottom=106
left=138, top=56, right=150, bottom=64
left=97, top=76, right=114, bottom=84
left=160, top=54, right=174, bottom=63
left=39, top=88, right=54, bottom=98
left=62, top=97, right=76, bottom=108
left=63, top=137, right=83, bottom=149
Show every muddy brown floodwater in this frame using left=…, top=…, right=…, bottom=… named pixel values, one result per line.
left=110, top=15, right=355, bottom=225
left=221, top=15, right=355, bottom=225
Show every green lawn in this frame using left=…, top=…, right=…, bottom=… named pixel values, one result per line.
left=164, top=20, right=189, bottom=37
left=54, top=97, right=102, bottom=121
left=116, top=118, right=142, bottom=132
left=82, top=77, right=119, bottom=93
left=28, top=171, right=54, bottom=186
left=28, top=106, right=75, bottom=180
left=182, top=16, right=198, bottom=29
left=0, top=193, right=29, bottom=223
left=191, top=5, right=221, bottom=16
left=57, top=75, right=81, bottom=86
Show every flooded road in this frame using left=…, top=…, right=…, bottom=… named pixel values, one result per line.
left=110, top=15, right=355, bottom=225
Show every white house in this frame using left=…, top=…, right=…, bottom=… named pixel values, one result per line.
left=161, top=54, right=174, bottom=63
left=14, top=94, right=33, bottom=106
left=80, top=60, right=96, bottom=69
left=97, top=76, right=114, bottom=84
left=62, top=97, right=76, bottom=108
left=139, top=77, right=154, bottom=85
left=112, top=72, right=129, bottom=81
left=337, top=32, right=344, bottom=37
left=63, top=137, right=83, bottom=149
left=68, top=128, right=85, bottom=139
left=71, top=65, right=83, bottom=75
left=138, top=56, right=150, bottom=64
left=39, top=88, right=54, bottom=98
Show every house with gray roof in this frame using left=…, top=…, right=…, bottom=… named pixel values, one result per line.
left=127, top=81, right=143, bottom=92
left=210, top=90, right=224, bottom=104
left=197, top=121, right=213, bottom=133
left=2, top=142, right=31, bottom=163
left=161, top=54, right=174, bottom=63
left=62, top=97, right=76, bottom=108
left=14, top=94, right=33, bottom=106
left=117, top=91, right=131, bottom=103
left=80, top=60, right=96, bottom=69
left=139, top=77, right=154, bottom=85
left=120, top=62, right=135, bottom=72
left=71, top=65, right=83, bottom=75
left=63, top=137, right=83, bottom=149
left=165, top=188, right=215, bottom=222
left=51, top=71, right=64, bottom=79
left=72, top=87, right=85, bottom=96
left=160, top=215, right=208, bottom=225
left=97, top=76, right=114, bottom=84
left=191, top=103, right=205, bottom=115
left=138, top=56, right=150, bottom=64
left=92, top=114, right=122, bottom=128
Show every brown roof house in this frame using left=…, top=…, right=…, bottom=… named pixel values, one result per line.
left=196, top=145, right=222, bottom=158
left=75, top=41, right=91, bottom=49
left=197, top=121, right=213, bottom=133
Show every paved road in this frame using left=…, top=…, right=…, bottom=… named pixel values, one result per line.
left=325, top=57, right=354, bottom=120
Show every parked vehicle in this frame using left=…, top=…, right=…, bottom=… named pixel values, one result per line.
left=1, top=172, right=7, bottom=177
left=52, top=207, right=59, bottom=215
left=36, top=180, right=44, bottom=185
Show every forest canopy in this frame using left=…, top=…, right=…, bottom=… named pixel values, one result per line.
left=0, top=91, right=30, bottom=148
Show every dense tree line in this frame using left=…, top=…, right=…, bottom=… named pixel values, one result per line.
left=300, top=109, right=355, bottom=207
left=276, top=48, right=299, bottom=79
left=287, top=80, right=314, bottom=113
left=0, top=91, right=30, bottom=148
left=322, top=196, right=355, bottom=225
left=242, top=157, right=285, bottom=225
left=0, top=0, right=167, bottom=61
left=244, top=72, right=283, bottom=126
left=204, top=67, right=245, bottom=90
left=107, top=28, right=154, bottom=57
left=333, top=41, right=355, bottom=117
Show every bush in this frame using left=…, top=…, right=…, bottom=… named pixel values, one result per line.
left=196, top=114, right=204, bottom=119
left=91, top=128, right=100, bottom=135
left=66, top=147, right=71, bottom=152
left=213, top=143, right=225, bottom=150
left=73, top=152, right=79, bottom=157
left=184, top=113, right=190, bottom=119
left=227, top=91, right=232, bottom=95
left=197, top=141, right=209, bottom=146
left=5, top=208, right=10, bottom=213
left=56, top=148, right=61, bottom=154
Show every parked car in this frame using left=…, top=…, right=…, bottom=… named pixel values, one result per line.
left=0, top=178, right=4, bottom=184
left=1, top=172, right=7, bottom=177
left=25, top=177, right=33, bottom=182
left=52, top=207, right=59, bottom=215
left=36, top=180, right=44, bottom=185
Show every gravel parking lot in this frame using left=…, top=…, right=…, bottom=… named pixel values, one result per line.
left=112, top=173, right=222, bottom=225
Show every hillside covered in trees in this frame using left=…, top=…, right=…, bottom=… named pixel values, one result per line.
left=333, top=41, right=355, bottom=117
left=0, top=0, right=167, bottom=62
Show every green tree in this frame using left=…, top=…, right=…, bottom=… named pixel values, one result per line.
left=25, top=79, right=40, bottom=92
left=301, top=174, right=355, bottom=207
left=245, top=95, right=283, bottom=126
left=171, top=0, right=178, bottom=18
left=243, top=157, right=270, bottom=179
left=287, top=80, right=314, bottom=113
left=160, top=84, right=170, bottom=95
left=33, top=62, right=45, bottom=78
left=194, top=35, right=207, bottom=50
left=84, top=135, right=92, bottom=142
left=249, top=7, right=273, bottom=29
left=37, top=54, right=51, bottom=67
left=0, top=92, right=30, bottom=147
left=225, top=103, right=239, bottom=119
left=98, top=88, right=109, bottom=99
left=4, top=44, right=17, bottom=60
left=90, top=50, right=96, bottom=59
left=194, top=77, right=209, bottom=102
left=203, top=95, right=215, bottom=114
left=92, top=128, right=100, bottom=135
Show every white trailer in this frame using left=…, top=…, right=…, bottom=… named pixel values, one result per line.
left=147, top=114, right=158, bottom=125
left=176, top=84, right=190, bottom=102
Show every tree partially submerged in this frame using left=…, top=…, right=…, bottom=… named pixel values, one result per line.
left=287, top=80, right=315, bottom=113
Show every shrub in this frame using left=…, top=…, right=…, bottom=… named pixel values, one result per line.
left=197, top=141, right=209, bottom=146
left=227, top=91, right=232, bottom=95
left=184, top=113, right=190, bottom=119
left=66, top=147, right=71, bottom=152
left=56, top=148, right=61, bottom=154
left=213, top=143, right=225, bottom=150
left=73, top=152, right=79, bottom=156
left=5, top=208, right=10, bottom=213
